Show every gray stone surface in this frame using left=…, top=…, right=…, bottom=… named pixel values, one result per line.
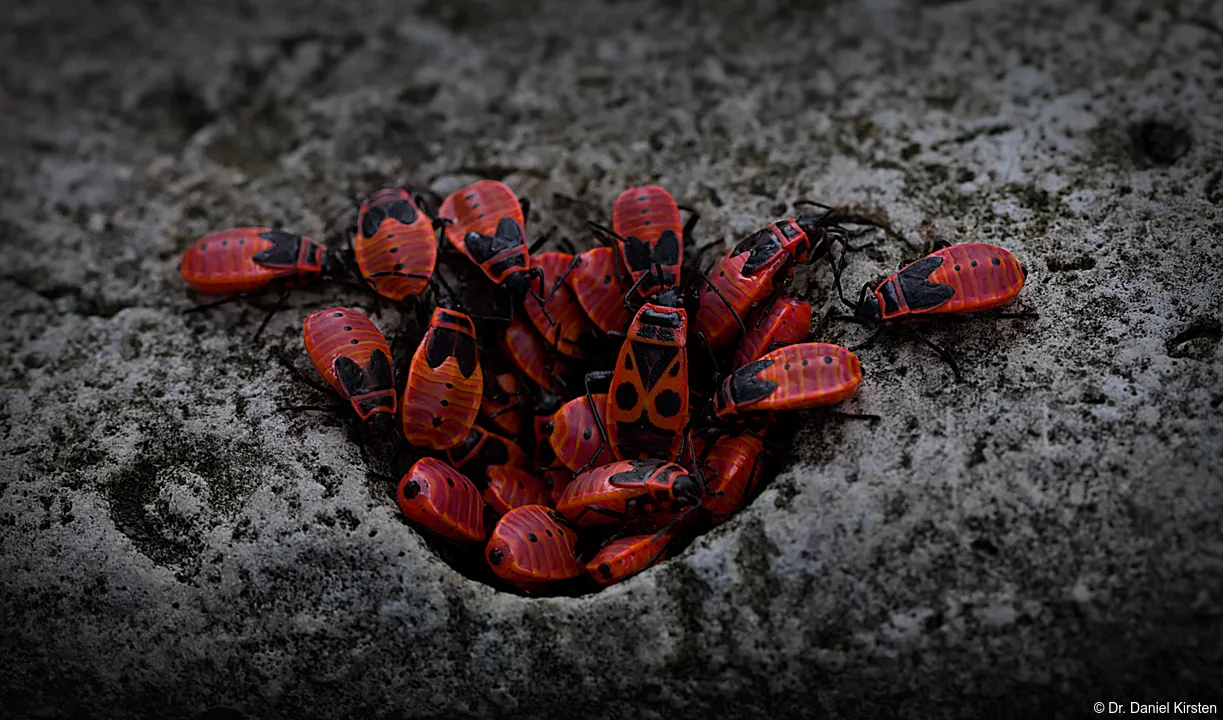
left=2, top=0, right=1222, bottom=717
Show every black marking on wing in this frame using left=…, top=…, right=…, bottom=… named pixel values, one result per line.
left=632, top=342, right=679, bottom=392
left=366, top=349, right=393, bottom=391
left=607, top=460, right=661, bottom=486
left=360, top=206, right=386, bottom=239
left=615, top=382, right=639, bottom=411
left=425, top=327, right=479, bottom=377
left=334, top=356, right=366, bottom=398
left=465, top=217, right=524, bottom=263
left=621, top=235, right=654, bottom=272
left=654, top=389, right=683, bottom=418
left=896, top=255, right=955, bottom=311
left=880, top=281, right=901, bottom=316
left=451, top=428, right=483, bottom=465
left=732, top=229, right=784, bottom=275
left=384, top=198, right=419, bottom=225
left=728, top=359, right=778, bottom=405
left=252, top=231, right=303, bottom=267
left=652, top=231, right=680, bottom=266
left=335, top=349, right=393, bottom=401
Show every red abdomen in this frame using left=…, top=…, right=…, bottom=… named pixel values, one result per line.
left=715, top=343, right=862, bottom=419
left=446, top=424, right=531, bottom=487
left=691, top=247, right=785, bottom=348
left=555, top=459, right=696, bottom=527
left=499, top=314, right=570, bottom=390
left=397, top=458, right=487, bottom=543
left=483, top=466, right=553, bottom=516
left=180, top=227, right=324, bottom=294
left=401, top=307, right=483, bottom=450
left=612, top=185, right=684, bottom=296
left=565, top=247, right=634, bottom=333
left=479, top=367, right=527, bottom=438
left=486, top=505, right=582, bottom=589
left=438, top=180, right=530, bottom=285
left=302, top=308, right=396, bottom=422
left=354, top=188, right=437, bottom=301
left=874, top=243, right=1026, bottom=321
left=733, top=295, right=813, bottom=368
left=701, top=433, right=768, bottom=521
left=551, top=394, right=615, bottom=473
left=586, top=533, right=673, bottom=586
left=522, top=252, right=592, bottom=358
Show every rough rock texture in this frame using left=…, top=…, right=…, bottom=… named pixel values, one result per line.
left=2, top=0, right=1222, bottom=718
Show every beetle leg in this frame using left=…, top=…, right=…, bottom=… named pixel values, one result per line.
left=694, top=268, right=748, bottom=337
left=278, top=403, right=345, bottom=414
left=809, top=307, right=835, bottom=340
left=572, top=504, right=628, bottom=525
left=538, top=259, right=577, bottom=304
left=250, top=288, right=292, bottom=341
left=519, top=197, right=532, bottom=229
left=793, top=199, right=835, bottom=219
left=847, top=327, right=883, bottom=353
left=621, top=270, right=652, bottom=309
left=824, top=410, right=883, bottom=424
left=527, top=225, right=557, bottom=255
left=572, top=384, right=612, bottom=477
left=677, top=205, right=701, bottom=244
left=905, top=326, right=963, bottom=382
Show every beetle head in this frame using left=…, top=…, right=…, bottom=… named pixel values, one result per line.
left=369, top=411, right=397, bottom=435
left=320, top=248, right=351, bottom=279
left=503, top=270, right=533, bottom=298
left=671, top=471, right=703, bottom=506
left=855, top=293, right=882, bottom=324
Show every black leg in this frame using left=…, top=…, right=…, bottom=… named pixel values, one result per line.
left=847, top=327, right=884, bottom=353
left=253, top=288, right=292, bottom=341
left=278, top=403, right=346, bottom=414
left=274, top=349, right=338, bottom=397
left=572, top=380, right=611, bottom=476
left=793, top=199, right=835, bottom=218
left=527, top=225, right=557, bottom=254
left=538, top=260, right=577, bottom=303
left=825, top=410, right=883, bottom=424
left=527, top=268, right=557, bottom=326
left=183, top=294, right=249, bottom=314
left=678, top=205, right=700, bottom=244
left=519, top=197, right=532, bottom=228
left=572, top=503, right=629, bottom=525
left=621, top=271, right=651, bottom=309
left=809, top=307, right=833, bottom=340
left=695, top=330, right=722, bottom=380
left=905, top=326, right=962, bottom=382
left=694, top=268, right=748, bottom=337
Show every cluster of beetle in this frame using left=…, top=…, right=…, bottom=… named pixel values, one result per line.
left=179, top=180, right=1029, bottom=593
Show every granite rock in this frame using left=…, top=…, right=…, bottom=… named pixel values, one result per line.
left=2, top=0, right=1222, bottom=718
